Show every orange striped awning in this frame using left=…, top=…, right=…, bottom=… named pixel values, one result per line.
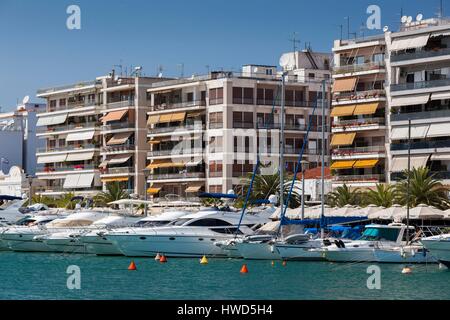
left=330, top=132, right=356, bottom=146
left=101, top=110, right=128, bottom=122
left=353, top=159, right=379, bottom=169
left=330, top=160, right=356, bottom=170
left=333, top=77, right=357, bottom=93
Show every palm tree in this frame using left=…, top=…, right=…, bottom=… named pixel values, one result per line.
left=240, top=173, right=301, bottom=208
left=327, top=184, right=361, bottom=207
left=366, top=184, right=396, bottom=208
left=93, top=182, right=129, bottom=207
left=54, top=193, right=76, bottom=209
left=395, top=167, right=450, bottom=210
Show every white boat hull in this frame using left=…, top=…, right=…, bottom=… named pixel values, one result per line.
left=81, top=235, right=122, bottom=256
left=108, top=234, right=232, bottom=257
left=325, top=248, right=377, bottom=262
left=373, top=248, right=436, bottom=263
left=235, top=242, right=281, bottom=260
left=275, top=244, right=325, bottom=261
left=421, top=238, right=450, bottom=267
left=43, top=237, right=86, bottom=254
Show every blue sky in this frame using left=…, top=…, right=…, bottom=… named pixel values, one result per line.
left=0, top=0, right=445, bottom=110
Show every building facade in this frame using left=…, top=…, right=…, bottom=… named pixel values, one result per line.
left=145, top=50, right=332, bottom=200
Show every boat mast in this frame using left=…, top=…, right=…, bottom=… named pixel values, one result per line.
left=320, top=79, right=326, bottom=238
left=406, top=118, right=411, bottom=243
left=280, top=73, right=286, bottom=221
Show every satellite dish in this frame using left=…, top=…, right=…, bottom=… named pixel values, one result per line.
left=416, top=13, right=423, bottom=22
left=253, top=67, right=259, bottom=73
left=279, top=54, right=290, bottom=68
left=22, top=95, right=30, bottom=104
left=407, top=16, right=413, bottom=23
left=401, top=16, right=408, bottom=23
left=383, top=26, right=389, bottom=32
left=157, top=72, right=163, bottom=78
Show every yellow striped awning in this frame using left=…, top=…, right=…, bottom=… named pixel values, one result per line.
left=148, top=139, right=161, bottom=145
left=147, top=115, right=160, bottom=125
left=159, top=114, right=173, bottom=123
left=185, top=185, right=203, bottom=193
left=353, top=159, right=379, bottom=169
left=330, top=132, right=356, bottom=146
left=170, top=112, right=186, bottom=122
left=147, top=187, right=161, bottom=195
left=330, top=160, right=356, bottom=170
left=333, top=77, right=357, bottom=93
left=330, top=105, right=356, bottom=117
left=146, top=160, right=185, bottom=169
left=353, top=103, right=379, bottom=116
left=101, top=177, right=129, bottom=182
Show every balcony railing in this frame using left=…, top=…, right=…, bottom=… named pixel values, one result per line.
left=332, top=145, right=385, bottom=156
left=391, top=171, right=450, bottom=181
left=391, top=47, right=450, bottom=63
left=391, top=139, right=450, bottom=151
left=333, top=89, right=385, bottom=102
left=332, top=174, right=385, bottom=182
left=37, top=80, right=99, bottom=95
left=104, top=100, right=135, bottom=109
left=100, top=144, right=135, bottom=153
left=46, top=101, right=100, bottom=113
left=256, top=99, right=321, bottom=108
left=209, top=172, right=223, bottom=178
left=148, top=124, right=205, bottom=134
left=333, top=117, right=385, bottom=127
left=100, top=167, right=134, bottom=175
left=101, top=122, right=135, bottom=131
left=391, top=78, right=450, bottom=92
left=37, top=122, right=99, bottom=134
left=257, top=123, right=325, bottom=132
left=391, top=109, right=450, bottom=122
left=333, top=62, right=385, bottom=75
left=151, top=99, right=206, bottom=112
left=148, top=148, right=203, bottom=157
left=37, top=164, right=97, bottom=173
left=209, top=98, right=224, bottom=106
left=36, top=144, right=99, bottom=153
left=209, top=122, right=223, bottom=129
left=233, top=122, right=254, bottom=129
left=147, top=172, right=205, bottom=180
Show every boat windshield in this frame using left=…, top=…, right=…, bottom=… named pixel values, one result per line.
left=170, top=218, right=192, bottom=226
left=360, top=227, right=400, bottom=242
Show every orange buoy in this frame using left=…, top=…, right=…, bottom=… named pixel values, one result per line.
left=155, top=253, right=161, bottom=261
left=282, top=261, right=287, bottom=267
left=159, top=255, right=167, bottom=263
left=128, top=261, right=137, bottom=270
left=240, top=264, right=248, bottom=273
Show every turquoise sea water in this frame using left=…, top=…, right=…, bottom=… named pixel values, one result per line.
left=0, top=251, right=449, bottom=300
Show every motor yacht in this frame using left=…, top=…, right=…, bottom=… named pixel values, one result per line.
left=0, top=197, right=28, bottom=225
left=420, top=233, right=450, bottom=267
left=105, top=208, right=272, bottom=257
left=323, top=223, right=436, bottom=263
left=80, top=210, right=188, bottom=255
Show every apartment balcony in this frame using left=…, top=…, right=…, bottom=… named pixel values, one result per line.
left=209, top=98, right=223, bottom=106
left=391, top=79, right=450, bottom=92
left=37, top=80, right=100, bottom=96
left=147, top=172, right=205, bottom=181
left=332, top=146, right=386, bottom=160
left=36, top=164, right=98, bottom=175
left=256, top=99, right=320, bottom=108
left=151, top=100, right=206, bottom=112
left=148, top=148, right=203, bottom=157
left=391, top=171, right=450, bottom=181
left=36, top=144, right=99, bottom=154
left=101, top=122, right=135, bottom=132
left=390, top=109, right=450, bottom=122
left=391, top=139, right=450, bottom=151
left=36, top=122, right=99, bottom=134
left=257, top=123, right=325, bottom=132
left=104, top=100, right=135, bottom=110
left=391, top=47, right=450, bottom=64
left=233, top=122, right=254, bottom=129
left=333, top=89, right=385, bottom=104
left=332, top=174, right=385, bottom=183
left=209, top=122, right=223, bottom=129
left=100, top=167, right=135, bottom=176
left=100, top=144, right=135, bottom=154
left=209, top=172, right=223, bottom=178
left=148, top=124, right=205, bottom=134
left=333, top=62, right=385, bottom=76
left=46, top=101, right=100, bottom=113
left=332, top=117, right=385, bottom=132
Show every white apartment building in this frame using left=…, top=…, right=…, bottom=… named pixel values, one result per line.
left=35, top=74, right=167, bottom=197
left=145, top=50, right=332, bottom=199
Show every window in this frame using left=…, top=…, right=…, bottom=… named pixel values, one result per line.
left=266, top=69, right=273, bottom=75
left=209, top=87, right=223, bottom=105
left=59, top=99, right=66, bottom=107
left=233, top=87, right=254, bottom=104
left=186, top=92, right=194, bottom=102
left=209, top=112, right=223, bottom=129
left=209, top=136, right=222, bottom=153
left=308, top=73, right=315, bottom=79
left=372, top=53, right=384, bottom=63
left=232, top=112, right=253, bottom=128
left=49, top=100, right=57, bottom=108
left=209, top=185, right=223, bottom=193
left=209, top=161, right=223, bottom=177
left=355, top=56, right=365, bottom=65
left=188, top=218, right=232, bottom=227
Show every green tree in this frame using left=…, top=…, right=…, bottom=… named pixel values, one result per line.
left=240, top=173, right=301, bottom=208
left=327, top=184, right=362, bottom=207
left=366, top=184, right=396, bottom=208
left=395, top=167, right=450, bottom=210
left=54, top=193, right=77, bottom=209
left=93, top=182, right=129, bottom=207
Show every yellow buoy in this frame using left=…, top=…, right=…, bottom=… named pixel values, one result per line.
left=200, top=255, right=209, bottom=264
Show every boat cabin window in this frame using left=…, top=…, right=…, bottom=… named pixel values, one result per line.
left=134, top=220, right=170, bottom=227
left=212, top=227, right=243, bottom=235
left=360, top=227, right=400, bottom=242
left=188, top=218, right=232, bottom=227
left=15, top=218, right=36, bottom=226
left=171, top=218, right=192, bottom=226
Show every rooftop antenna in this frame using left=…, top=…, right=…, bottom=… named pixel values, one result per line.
left=289, top=32, right=301, bottom=69
left=205, top=65, right=210, bottom=74
left=177, top=63, right=185, bottom=78
left=157, top=65, right=163, bottom=78
left=438, top=0, right=444, bottom=18
left=114, top=61, right=123, bottom=77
